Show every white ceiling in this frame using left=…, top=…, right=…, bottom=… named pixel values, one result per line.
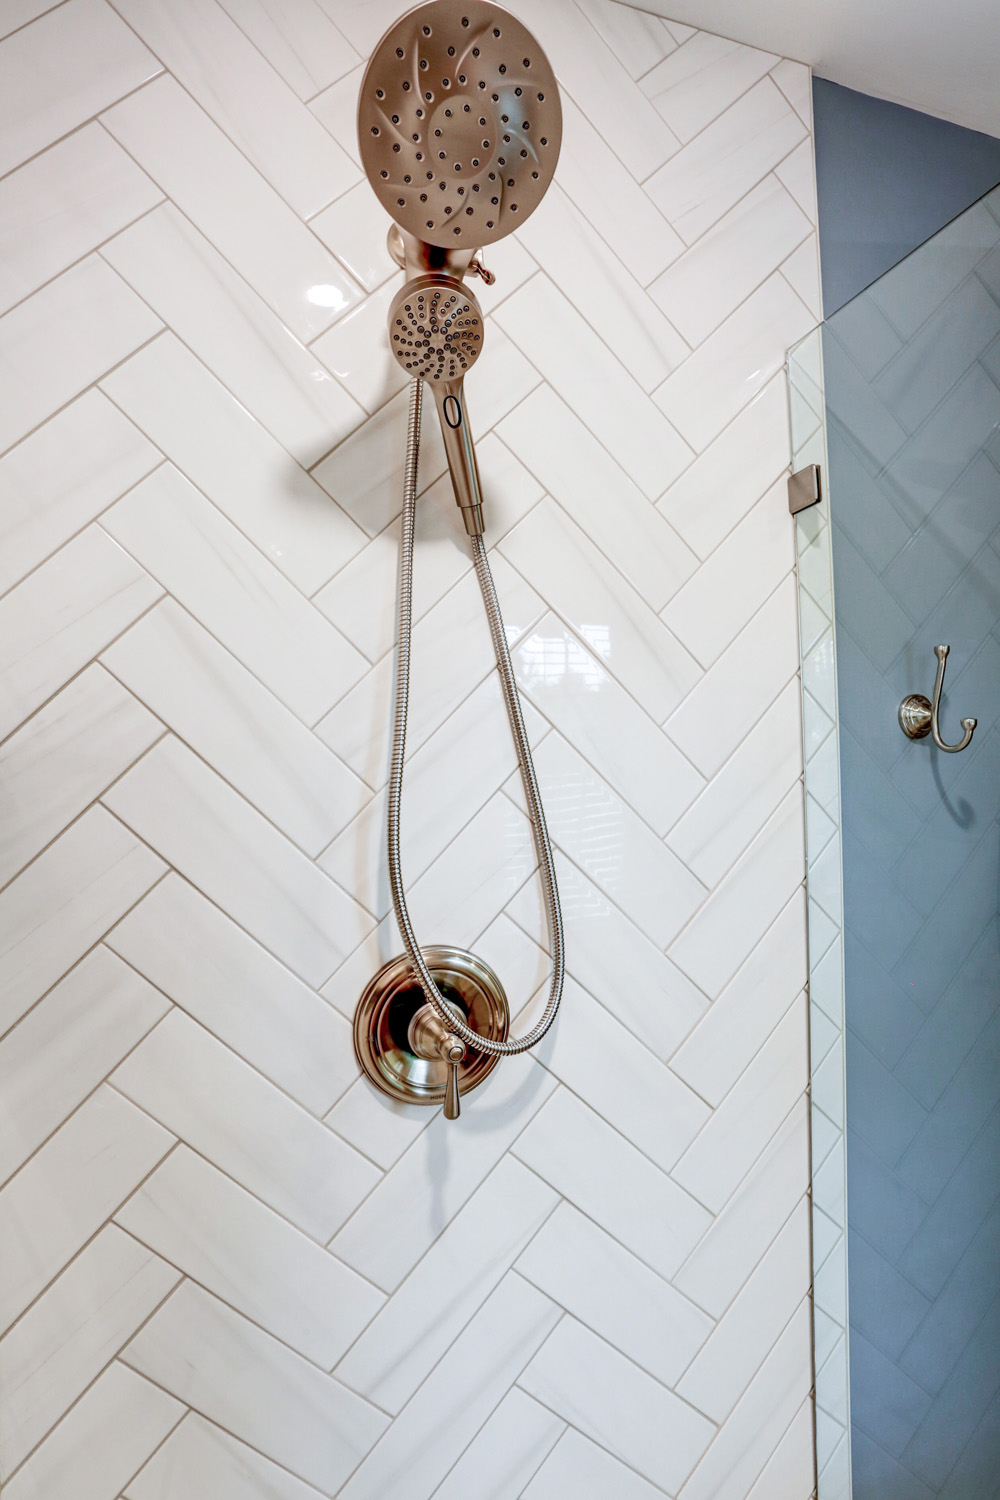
left=628, top=0, right=1000, bottom=139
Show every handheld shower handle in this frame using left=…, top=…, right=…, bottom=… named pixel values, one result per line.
left=432, top=380, right=484, bottom=537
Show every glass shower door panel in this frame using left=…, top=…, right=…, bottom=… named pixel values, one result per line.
left=827, top=186, right=1000, bottom=1499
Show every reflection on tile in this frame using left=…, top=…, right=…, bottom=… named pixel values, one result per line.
left=310, top=181, right=398, bottom=292
left=103, top=78, right=360, bottom=342
left=103, top=207, right=365, bottom=467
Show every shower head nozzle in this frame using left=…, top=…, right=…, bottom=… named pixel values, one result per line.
left=358, top=0, right=561, bottom=250
left=387, top=273, right=484, bottom=383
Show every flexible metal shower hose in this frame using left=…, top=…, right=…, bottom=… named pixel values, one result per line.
left=386, top=378, right=565, bottom=1056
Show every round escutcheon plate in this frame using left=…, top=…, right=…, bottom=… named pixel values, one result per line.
left=354, top=945, right=509, bottom=1106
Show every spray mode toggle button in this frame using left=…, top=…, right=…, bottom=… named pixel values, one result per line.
left=443, top=394, right=463, bottom=428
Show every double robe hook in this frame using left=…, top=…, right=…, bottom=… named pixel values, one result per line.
left=899, top=644, right=978, bottom=753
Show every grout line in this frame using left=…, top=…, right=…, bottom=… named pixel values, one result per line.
left=0, top=68, right=166, bottom=190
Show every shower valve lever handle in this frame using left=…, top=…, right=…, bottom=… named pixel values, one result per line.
left=408, top=1002, right=467, bottom=1121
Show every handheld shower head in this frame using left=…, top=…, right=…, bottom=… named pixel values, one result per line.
left=358, top=0, right=561, bottom=252
left=387, top=272, right=486, bottom=534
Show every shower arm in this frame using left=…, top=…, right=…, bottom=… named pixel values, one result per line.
left=386, top=224, right=495, bottom=287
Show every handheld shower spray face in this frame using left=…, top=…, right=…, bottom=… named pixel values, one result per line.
left=387, top=272, right=486, bottom=534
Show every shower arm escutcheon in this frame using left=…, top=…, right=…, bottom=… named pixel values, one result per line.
left=898, top=644, right=978, bottom=752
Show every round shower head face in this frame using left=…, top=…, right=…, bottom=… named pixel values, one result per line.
left=358, top=0, right=561, bottom=249
left=387, top=274, right=484, bottom=381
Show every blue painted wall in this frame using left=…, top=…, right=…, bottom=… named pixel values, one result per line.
left=813, top=79, right=1000, bottom=316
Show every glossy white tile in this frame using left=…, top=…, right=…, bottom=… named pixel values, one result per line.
left=649, top=175, right=811, bottom=347
left=122, top=1282, right=388, bottom=1495
left=315, top=433, right=541, bottom=663
left=519, top=1317, right=715, bottom=1492
left=672, top=997, right=808, bottom=1213
left=507, top=854, right=707, bottom=1063
left=117, top=1146, right=384, bottom=1366
left=0, top=124, right=160, bottom=316
left=571, top=0, right=676, bottom=81
left=531, top=975, right=708, bottom=1173
left=107, top=874, right=357, bottom=1114
left=524, top=734, right=706, bottom=948
left=332, top=1054, right=556, bottom=1291
left=671, top=892, right=806, bottom=1109
left=512, top=1088, right=712, bottom=1282
left=668, top=681, right=802, bottom=893
left=746, top=1397, right=816, bottom=1500
left=657, top=373, right=790, bottom=559
left=499, top=499, right=701, bottom=723
left=435, top=1388, right=564, bottom=1500
left=497, top=384, right=696, bottom=607
left=655, top=273, right=814, bottom=453
left=665, top=574, right=800, bottom=778
left=494, top=274, right=691, bottom=500
left=320, top=675, right=544, bottom=918
left=111, top=0, right=358, bottom=217
left=678, top=1200, right=810, bottom=1421
left=0, top=0, right=159, bottom=178
left=679, top=1300, right=811, bottom=1500
left=102, top=333, right=365, bottom=593
left=339, top=1274, right=560, bottom=1500
left=523, top=1427, right=665, bottom=1500
left=517, top=1202, right=712, bottom=1387
left=0, top=0, right=63, bottom=38
left=103, top=207, right=365, bottom=468
left=0, top=665, right=160, bottom=887
left=126, top=1413, right=328, bottom=1500
left=642, top=30, right=779, bottom=143
left=514, top=186, right=689, bottom=393
left=111, top=1008, right=379, bottom=1241
left=323, top=1079, right=428, bottom=1172
left=336, top=1156, right=556, bottom=1412
left=668, top=786, right=804, bottom=998
left=102, top=601, right=367, bottom=857
left=661, top=478, right=794, bottom=668
left=102, top=77, right=360, bottom=342
left=0, top=809, right=164, bottom=1038
left=0, top=944, right=168, bottom=1184
left=103, top=737, right=373, bottom=989
left=317, top=555, right=543, bottom=785
left=101, top=465, right=366, bottom=725
left=309, top=181, right=398, bottom=292
left=554, top=94, right=684, bottom=288
left=311, top=277, right=409, bottom=415
left=308, top=63, right=364, bottom=167
left=0, top=393, right=159, bottom=600
left=774, top=137, right=818, bottom=222
left=770, top=59, right=812, bottom=125
left=0, top=1225, right=179, bottom=1480
left=0, top=1086, right=173, bottom=1335
left=215, top=0, right=360, bottom=101
left=674, top=1098, right=808, bottom=1319
left=513, top=614, right=703, bottom=836
left=0, top=256, right=161, bottom=455
left=5, top=1364, right=180, bottom=1500
left=646, top=78, right=807, bottom=245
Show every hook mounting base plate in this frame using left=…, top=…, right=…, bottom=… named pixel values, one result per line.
left=899, top=693, right=933, bottom=739
left=354, top=946, right=509, bottom=1108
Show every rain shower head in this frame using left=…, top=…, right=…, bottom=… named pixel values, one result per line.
left=358, top=0, right=562, bottom=250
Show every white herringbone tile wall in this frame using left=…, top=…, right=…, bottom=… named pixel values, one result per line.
left=0, top=1, right=820, bottom=1495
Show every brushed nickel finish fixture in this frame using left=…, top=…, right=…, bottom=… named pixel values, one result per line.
left=787, top=462, right=822, bottom=515
left=899, top=644, right=978, bottom=752
left=386, top=271, right=486, bottom=534
left=353, top=946, right=509, bottom=1119
left=357, top=0, right=561, bottom=251
left=353, top=3, right=565, bottom=1121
